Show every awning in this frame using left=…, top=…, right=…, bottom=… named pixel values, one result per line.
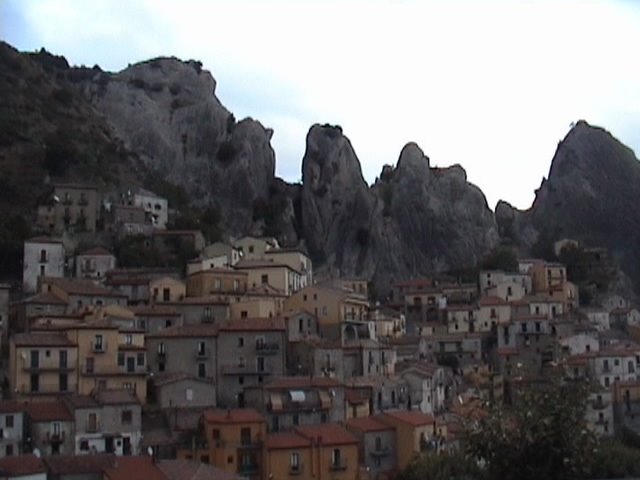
left=318, top=390, right=332, bottom=409
left=289, top=390, right=306, bottom=402
left=270, top=393, right=283, bottom=412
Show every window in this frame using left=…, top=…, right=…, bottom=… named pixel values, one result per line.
left=257, top=357, right=265, bottom=372
left=125, top=335, right=132, bottom=345
left=123, top=382, right=133, bottom=390
left=375, top=436, right=382, bottom=450
left=30, top=350, right=39, bottom=368
left=40, top=249, right=47, bottom=263
left=261, top=274, right=269, bottom=284
left=136, top=353, right=145, bottom=366
left=238, top=337, right=244, bottom=347
left=80, top=440, right=89, bottom=451
left=158, top=342, right=166, bottom=354
left=186, top=388, right=193, bottom=401
left=162, top=288, right=170, bottom=301
left=535, top=322, right=541, bottom=332
left=214, top=279, right=221, bottom=291
left=240, top=427, right=251, bottom=445
left=40, top=265, right=45, bottom=277
left=59, top=373, right=68, bottom=391
left=94, top=335, right=104, bottom=351
left=320, top=413, right=327, bottom=423
left=87, top=413, right=98, bottom=432
left=322, top=306, right=328, bottom=316
left=59, top=350, right=67, bottom=368
left=233, top=279, right=240, bottom=291
left=299, top=318, right=304, bottom=333
left=291, top=452, right=300, bottom=471
left=5, top=444, right=13, bottom=456
left=118, top=352, right=125, bottom=366
left=198, top=363, right=206, bottom=379
left=121, top=410, right=132, bottom=425
left=30, top=373, right=39, bottom=392
left=238, top=376, right=244, bottom=385
left=5, top=416, right=13, bottom=428
left=293, top=414, right=299, bottom=425
left=198, top=341, right=206, bottom=356
left=86, top=357, right=94, bottom=374
left=331, top=448, right=341, bottom=467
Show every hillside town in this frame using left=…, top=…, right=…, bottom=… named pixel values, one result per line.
left=0, top=182, right=638, bottom=480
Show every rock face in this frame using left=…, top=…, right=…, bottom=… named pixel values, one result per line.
left=496, top=120, right=640, bottom=293
left=81, top=57, right=276, bottom=233
left=301, top=127, right=500, bottom=296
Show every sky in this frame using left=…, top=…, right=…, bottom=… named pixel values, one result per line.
left=2, top=0, right=640, bottom=210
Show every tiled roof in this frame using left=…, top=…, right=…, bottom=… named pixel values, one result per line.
left=12, top=332, right=75, bottom=347
left=147, top=324, right=218, bottom=339
left=95, top=389, right=140, bottom=406
left=346, top=416, right=394, bottom=433
left=294, top=423, right=359, bottom=446
left=44, top=453, right=117, bottom=474
left=26, top=401, right=73, bottom=422
left=187, top=268, right=246, bottom=276
left=381, top=409, right=435, bottom=427
left=78, top=246, right=114, bottom=257
left=344, top=388, right=369, bottom=405
left=0, top=454, right=47, bottom=476
left=218, top=317, right=285, bottom=332
left=63, top=395, right=99, bottom=409
left=265, top=432, right=312, bottom=450
left=234, top=259, right=299, bottom=272
left=43, top=277, right=125, bottom=297
left=203, top=408, right=265, bottom=425
left=131, top=305, right=180, bottom=316
left=478, top=296, right=508, bottom=306
left=157, top=459, right=242, bottom=480
left=264, top=376, right=342, bottom=390
left=27, top=236, right=63, bottom=244
left=168, top=296, right=229, bottom=306
left=104, top=456, right=168, bottom=480
left=22, top=291, right=67, bottom=305
left=0, top=401, right=25, bottom=414
left=153, top=372, right=209, bottom=387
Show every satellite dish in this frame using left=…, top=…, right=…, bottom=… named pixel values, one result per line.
left=33, top=448, right=41, bottom=458
left=147, top=446, right=154, bottom=456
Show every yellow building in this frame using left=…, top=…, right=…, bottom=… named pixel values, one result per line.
left=149, top=276, right=186, bottom=303
left=293, top=423, right=360, bottom=480
left=531, top=261, right=567, bottom=293
left=9, top=332, right=78, bottom=401
left=379, top=410, right=436, bottom=470
left=263, top=432, right=312, bottom=480
left=234, top=260, right=302, bottom=296
left=186, top=268, right=248, bottom=298
left=284, top=285, right=369, bottom=327
left=203, top=408, right=267, bottom=480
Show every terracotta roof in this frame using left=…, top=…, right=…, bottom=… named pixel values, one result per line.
left=44, top=453, right=117, bottom=474
left=345, top=388, right=369, bottom=405
left=79, top=246, right=114, bottom=257
left=64, top=395, right=99, bottom=409
left=42, top=277, right=125, bottom=297
left=0, top=401, right=26, bottom=414
left=147, top=324, right=218, bottom=339
left=0, top=454, right=47, bottom=476
left=22, top=291, right=67, bottom=305
left=478, top=296, right=508, bottom=306
left=265, top=432, right=312, bottom=450
left=381, top=409, right=435, bottom=427
left=295, top=423, right=359, bottom=446
left=218, top=317, right=285, bottom=332
left=234, top=259, right=300, bottom=273
left=245, top=284, right=286, bottom=297
left=153, top=372, right=210, bottom=387
left=104, top=456, right=168, bottom=480
left=12, top=332, right=75, bottom=347
left=203, top=408, right=265, bottom=425
left=346, top=416, right=394, bottom=433
left=168, top=296, right=229, bottom=306
left=187, top=268, right=246, bottom=276
left=27, top=236, right=63, bottom=244
left=131, top=305, right=180, bottom=316
left=95, top=389, right=140, bottom=406
left=157, top=459, right=241, bottom=480
left=26, top=401, right=73, bottom=422
left=264, top=377, right=342, bottom=390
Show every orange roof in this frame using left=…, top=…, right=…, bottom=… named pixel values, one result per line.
left=346, top=416, right=394, bottom=433
left=147, top=324, right=218, bottom=339
left=0, top=401, right=25, bottom=414
left=381, top=410, right=435, bottom=427
left=12, top=332, right=75, bottom=347
left=218, top=317, right=285, bottom=332
left=44, top=453, right=116, bottom=475
left=479, top=296, right=508, bottom=306
left=203, top=408, right=265, bottom=425
left=0, top=454, right=46, bottom=476
left=265, top=432, right=312, bottom=450
left=104, top=456, right=168, bottom=480
left=295, top=423, right=359, bottom=446
left=27, top=401, right=73, bottom=422
left=345, top=388, right=369, bottom=405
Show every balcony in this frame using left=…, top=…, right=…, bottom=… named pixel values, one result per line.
left=370, top=445, right=391, bottom=457
left=289, top=464, right=304, bottom=475
left=221, top=364, right=272, bottom=376
left=255, top=342, right=280, bottom=355
left=46, top=431, right=66, bottom=444
left=91, top=341, right=107, bottom=353
left=330, top=459, right=347, bottom=471
left=22, top=361, right=74, bottom=373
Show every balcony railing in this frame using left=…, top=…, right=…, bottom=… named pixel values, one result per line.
left=91, top=341, right=107, bottom=353
left=255, top=342, right=280, bottom=355
left=330, top=459, right=347, bottom=471
left=221, top=364, right=272, bottom=375
left=46, top=431, right=66, bottom=444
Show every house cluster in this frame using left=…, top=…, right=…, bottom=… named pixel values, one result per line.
left=2, top=186, right=640, bottom=479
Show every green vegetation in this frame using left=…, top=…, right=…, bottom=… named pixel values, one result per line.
left=480, top=246, right=518, bottom=272
left=401, top=450, right=481, bottom=480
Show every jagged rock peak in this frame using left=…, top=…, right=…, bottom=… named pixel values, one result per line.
left=396, top=142, right=430, bottom=175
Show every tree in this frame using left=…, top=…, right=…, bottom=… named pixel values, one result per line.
left=465, top=376, right=597, bottom=480
left=400, top=450, right=480, bottom=480
left=480, top=246, right=518, bottom=272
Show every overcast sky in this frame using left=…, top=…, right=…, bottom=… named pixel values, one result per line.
left=3, top=0, right=639, bottom=209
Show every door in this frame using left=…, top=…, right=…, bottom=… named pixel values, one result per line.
left=105, top=436, right=114, bottom=453
left=127, top=357, right=135, bottom=373
left=123, top=436, right=131, bottom=455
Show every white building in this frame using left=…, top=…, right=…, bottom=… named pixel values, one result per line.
left=23, top=237, right=65, bottom=293
left=75, top=247, right=116, bottom=283
left=132, top=188, right=168, bottom=229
